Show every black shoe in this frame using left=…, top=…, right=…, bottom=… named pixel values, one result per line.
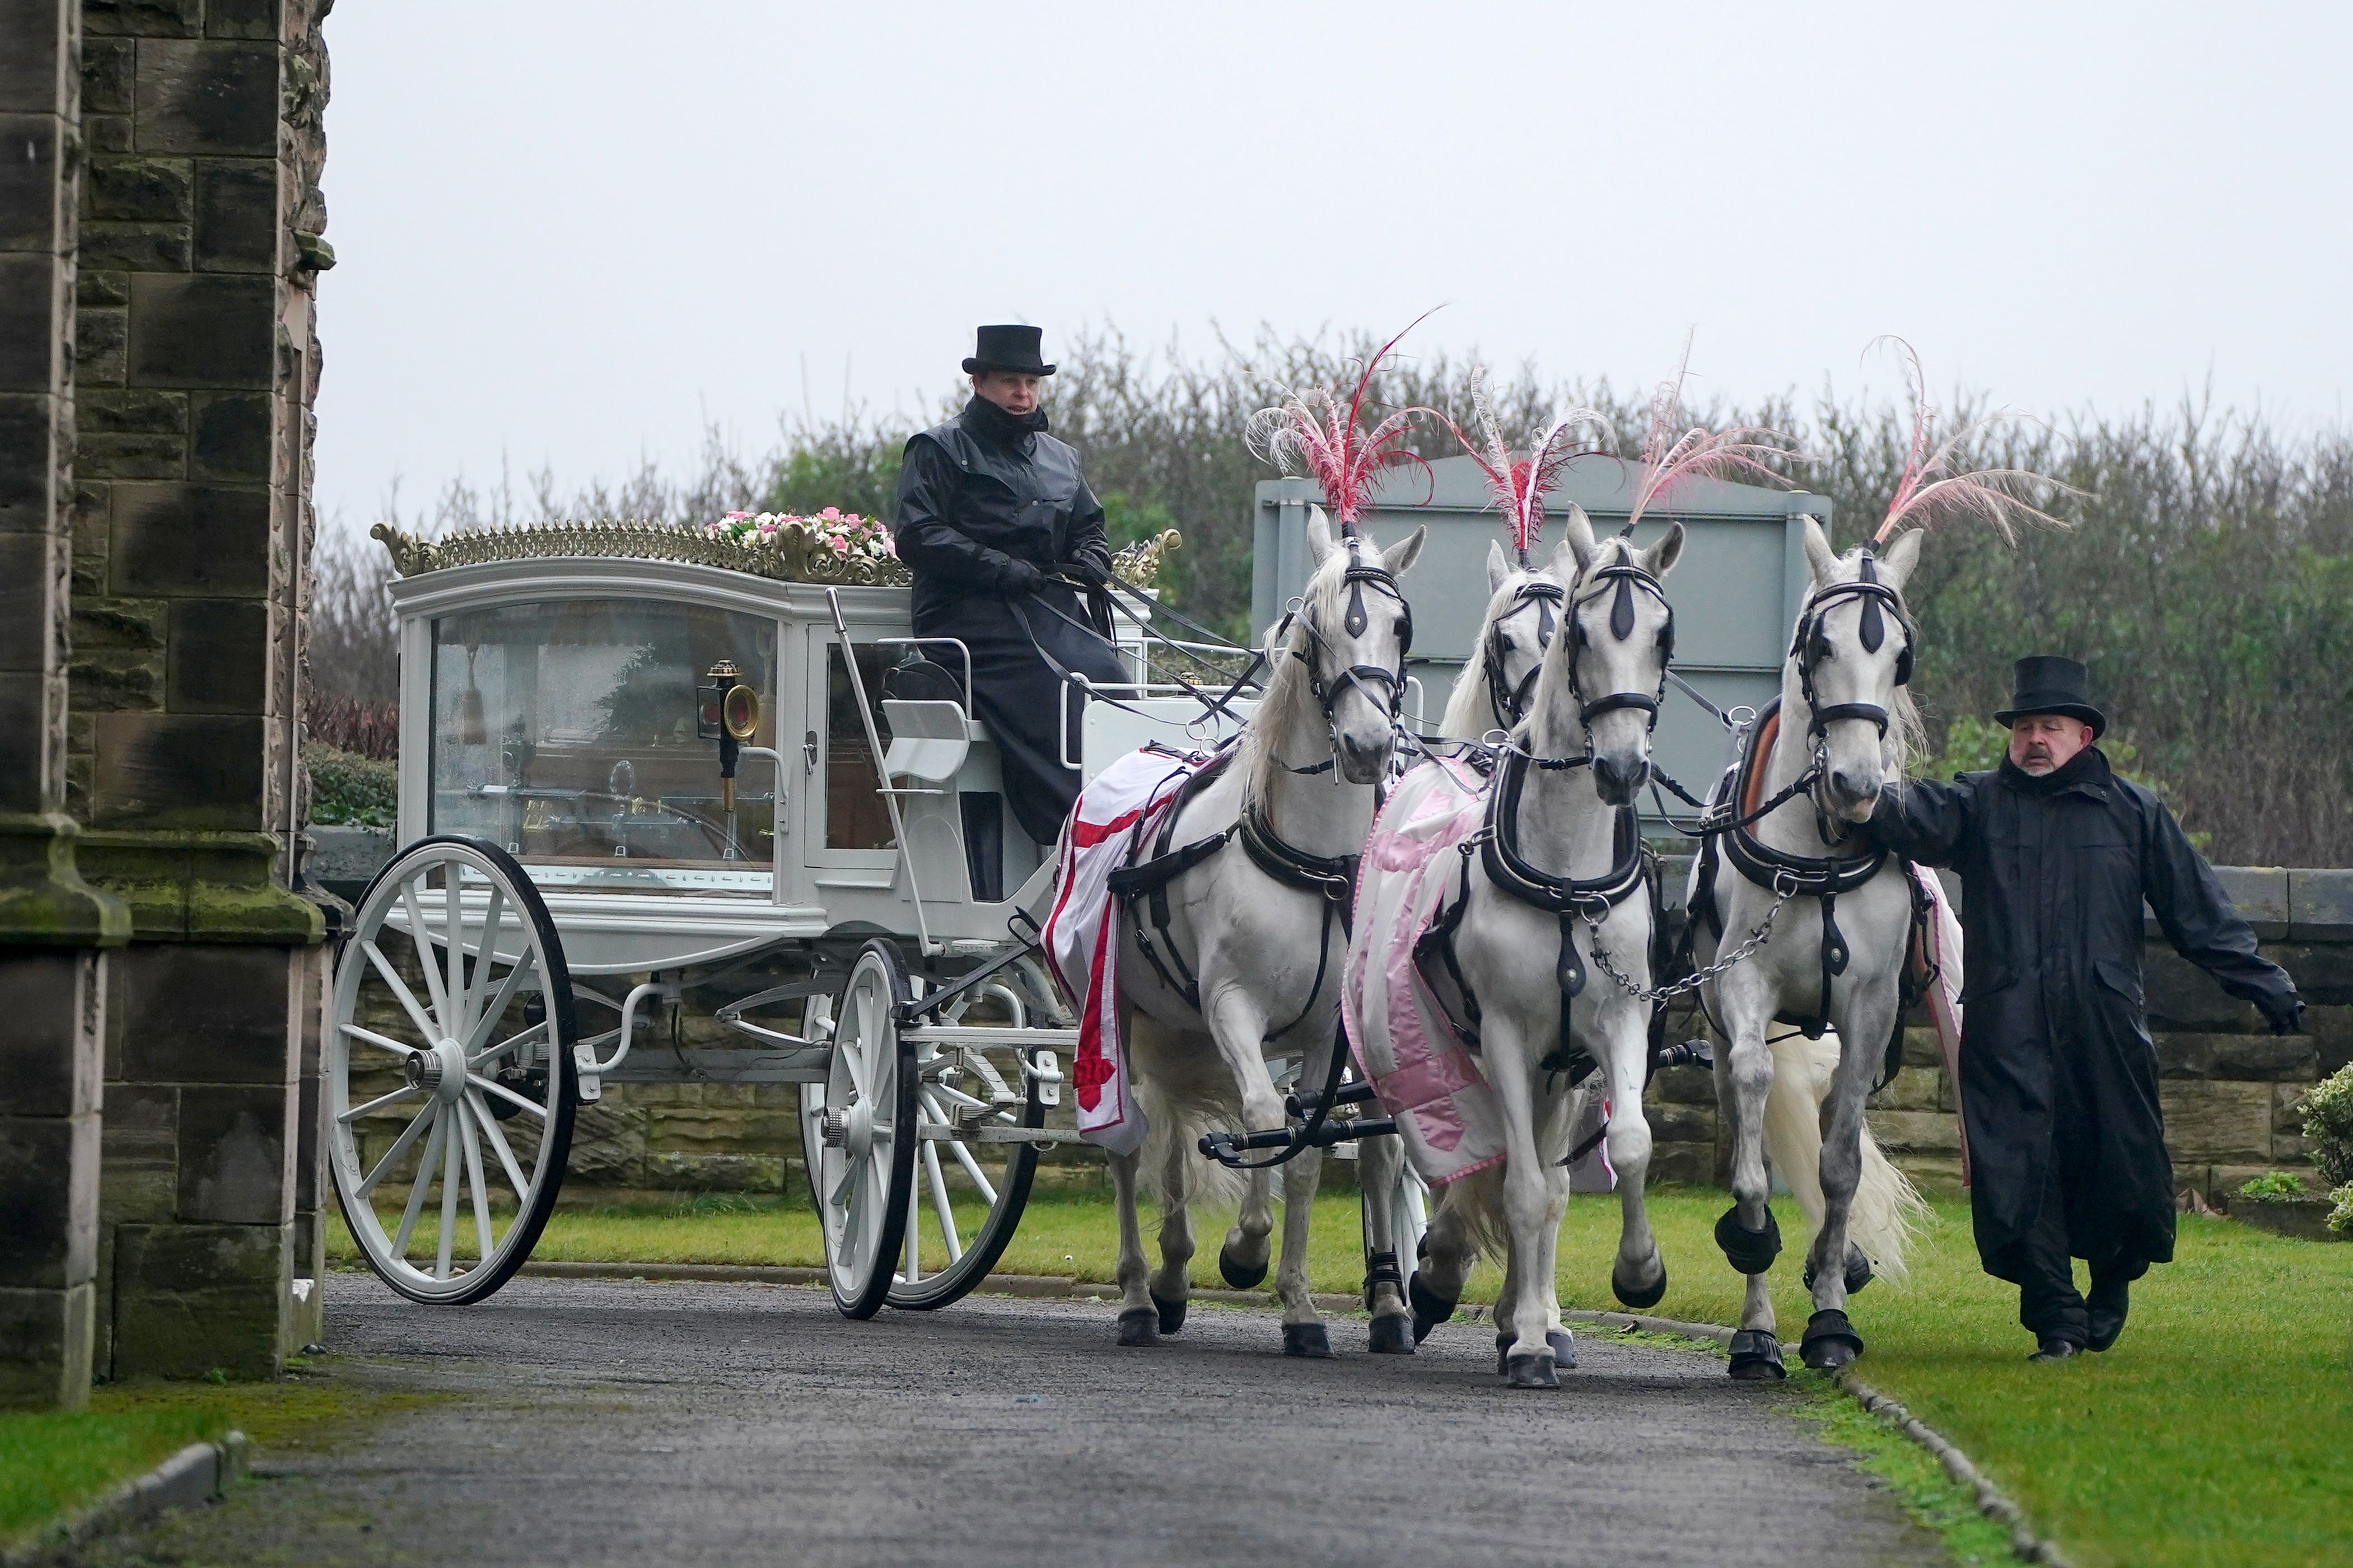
left=2028, top=1336, right=2080, bottom=1363
left=2086, top=1277, right=2129, bottom=1352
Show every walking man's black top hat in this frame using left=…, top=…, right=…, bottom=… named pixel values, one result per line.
left=963, top=324, right=1055, bottom=377
left=1994, top=654, right=2107, bottom=738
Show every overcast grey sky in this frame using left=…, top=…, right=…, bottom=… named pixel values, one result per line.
left=315, top=1, right=2351, bottom=536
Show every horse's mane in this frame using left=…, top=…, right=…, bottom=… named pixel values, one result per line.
left=1239, top=544, right=1352, bottom=803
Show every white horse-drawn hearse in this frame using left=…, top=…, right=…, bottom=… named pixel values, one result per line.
left=329, top=516, right=1284, bottom=1317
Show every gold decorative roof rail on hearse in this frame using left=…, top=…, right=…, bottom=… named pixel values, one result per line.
left=368, top=518, right=1180, bottom=592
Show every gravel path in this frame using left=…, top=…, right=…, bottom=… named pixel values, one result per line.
left=82, top=1274, right=1945, bottom=1567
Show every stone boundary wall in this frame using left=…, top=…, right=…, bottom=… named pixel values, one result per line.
left=312, top=830, right=2349, bottom=1202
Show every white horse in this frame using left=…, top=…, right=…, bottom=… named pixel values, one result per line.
left=1361, top=510, right=1683, bottom=1386
left=1691, top=517, right=1930, bottom=1378
left=1353, top=533, right=1576, bottom=1357
left=1109, top=506, right=1426, bottom=1356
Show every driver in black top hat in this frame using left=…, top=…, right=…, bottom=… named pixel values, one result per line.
left=890, top=326, right=1131, bottom=846
left=1861, top=656, right=2300, bottom=1360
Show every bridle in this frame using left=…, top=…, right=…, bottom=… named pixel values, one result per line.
left=1482, top=577, right=1563, bottom=729
left=1272, top=534, right=1413, bottom=775
left=1786, top=550, right=1916, bottom=816
left=1791, top=551, right=1916, bottom=741
left=1510, top=542, right=1674, bottom=773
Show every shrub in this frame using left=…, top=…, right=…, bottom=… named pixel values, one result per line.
left=2298, top=1063, right=2353, bottom=1188
left=2237, top=1170, right=2309, bottom=1202
left=308, top=742, right=396, bottom=827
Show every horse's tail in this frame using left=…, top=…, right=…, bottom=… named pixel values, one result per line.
left=1427, top=1080, right=1587, bottom=1265
left=1127, top=1012, right=1250, bottom=1218
left=1764, top=1032, right=1929, bottom=1280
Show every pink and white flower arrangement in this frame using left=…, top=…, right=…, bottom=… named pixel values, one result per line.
left=706, top=507, right=896, bottom=561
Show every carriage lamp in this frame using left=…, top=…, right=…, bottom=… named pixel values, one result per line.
left=701, top=659, right=764, bottom=834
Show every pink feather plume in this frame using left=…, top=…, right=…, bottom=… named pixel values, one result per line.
left=1440, top=382, right=1612, bottom=561
left=1866, top=336, right=2076, bottom=545
left=1247, top=311, right=1442, bottom=528
left=1624, top=330, right=1800, bottom=528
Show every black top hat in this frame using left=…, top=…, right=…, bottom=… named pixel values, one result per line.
left=1993, top=655, right=2106, bottom=738
left=963, top=324, right=1055, bottom=377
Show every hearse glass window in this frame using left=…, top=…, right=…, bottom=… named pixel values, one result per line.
left=824, top=644, right=897, bottom=850
left=429, top=600, right=778, bottom=891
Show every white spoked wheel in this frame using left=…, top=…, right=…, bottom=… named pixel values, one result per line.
left=328, top=835, right=577, bottom=1305
left=884, top=971, right=1044, bottom=1311
left=806, top=939, right=918, bottom=1319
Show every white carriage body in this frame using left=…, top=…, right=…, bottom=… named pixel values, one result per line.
left=386, top=551, right=1238, bottom=976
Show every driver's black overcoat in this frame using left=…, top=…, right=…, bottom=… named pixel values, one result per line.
left=1864, top=747, right=2297, bottom=1270
left=891, top=397, right=1126, bottom=844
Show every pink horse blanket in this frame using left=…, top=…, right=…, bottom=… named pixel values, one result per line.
left=1042, top=746, right=1212, bottom=1158
left=1342, top=757, right=1510, bottom=1187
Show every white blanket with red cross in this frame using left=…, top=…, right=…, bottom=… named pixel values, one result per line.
left=1040, top=746, right=1215, bottom=1157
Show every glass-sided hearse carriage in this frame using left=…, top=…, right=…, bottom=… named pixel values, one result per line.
left=328, top=518, right=1220, bottom=1317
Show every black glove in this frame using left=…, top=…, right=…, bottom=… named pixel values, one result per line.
left=1066, top=552, right=1112, bottom=589
left=2266, top=998, right=2306, bottom=1036
left=1002, top=560, right=1049, bottom=597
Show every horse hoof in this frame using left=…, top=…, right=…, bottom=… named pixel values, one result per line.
left=1726, top=1328, right=1786, bottom=1381
left=1368, top=1316, right=1415, bottom=1355
left=1218, top=1243, right=1268, bottom=1291
left=1151, top=1294, right=1187, bottom=1336
left=1117, top=1307, right=1160, bottom=1348
left=1408, top=1271, right=1457, bottom=1344
left=1714, top=1204, right=1783, bottom=1275
left=1612, top=1258, right=1668, bottom=1310
left=1497, top=1331, right=1578, bottom=1373
left=1282, top=1323, right=1333, bottom=1359
left=1800, top=1308, right=1865, bottom=1370
left=1505, top=1352, right=1560, bottom=1389
left=1803, top=1242, right=1874, bottom=1296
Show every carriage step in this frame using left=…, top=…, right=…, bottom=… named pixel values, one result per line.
left=917, top=1122, right=1093, bottom=1146
left=902, top=1027, right=1080, bottom=1047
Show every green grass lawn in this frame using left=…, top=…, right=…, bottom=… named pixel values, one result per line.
left=0, top=1368, right=440, bottom=1549
left=331, top=1184, right=2349, bottom=1567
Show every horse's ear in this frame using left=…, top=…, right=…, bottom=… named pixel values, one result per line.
left=1802, top=514, right=1839, bottom=584
left=1639, top=520, right=1686, bottom=579
left=1381, top=524, right=1427, bottom=577
left=1878, top=527, right=1925, bottom=589
left=1486, top=537, right=1510, bottom=592
left=1306, top=505, right=1336, bottom=570
left=1562, top=504, right=1598, bottom=573
left=1546, top=533, right=1579, bottom=582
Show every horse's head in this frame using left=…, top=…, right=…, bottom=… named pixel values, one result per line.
left=1794, top=516, right=1925, bottom=821
left=1295, top=505, right=1426, bottom=784
left=1473, top=535, right=1578, bottom=732
left=1528, top=505, right=1684, bottom=807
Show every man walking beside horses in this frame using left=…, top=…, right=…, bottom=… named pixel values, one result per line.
left=1864, top=657, right=2301, bottom=1361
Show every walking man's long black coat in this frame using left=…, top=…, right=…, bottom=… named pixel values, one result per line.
left=1865, top=748, right=2299, bottom=1272
left=892, top=396, right=1127, bottom=844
